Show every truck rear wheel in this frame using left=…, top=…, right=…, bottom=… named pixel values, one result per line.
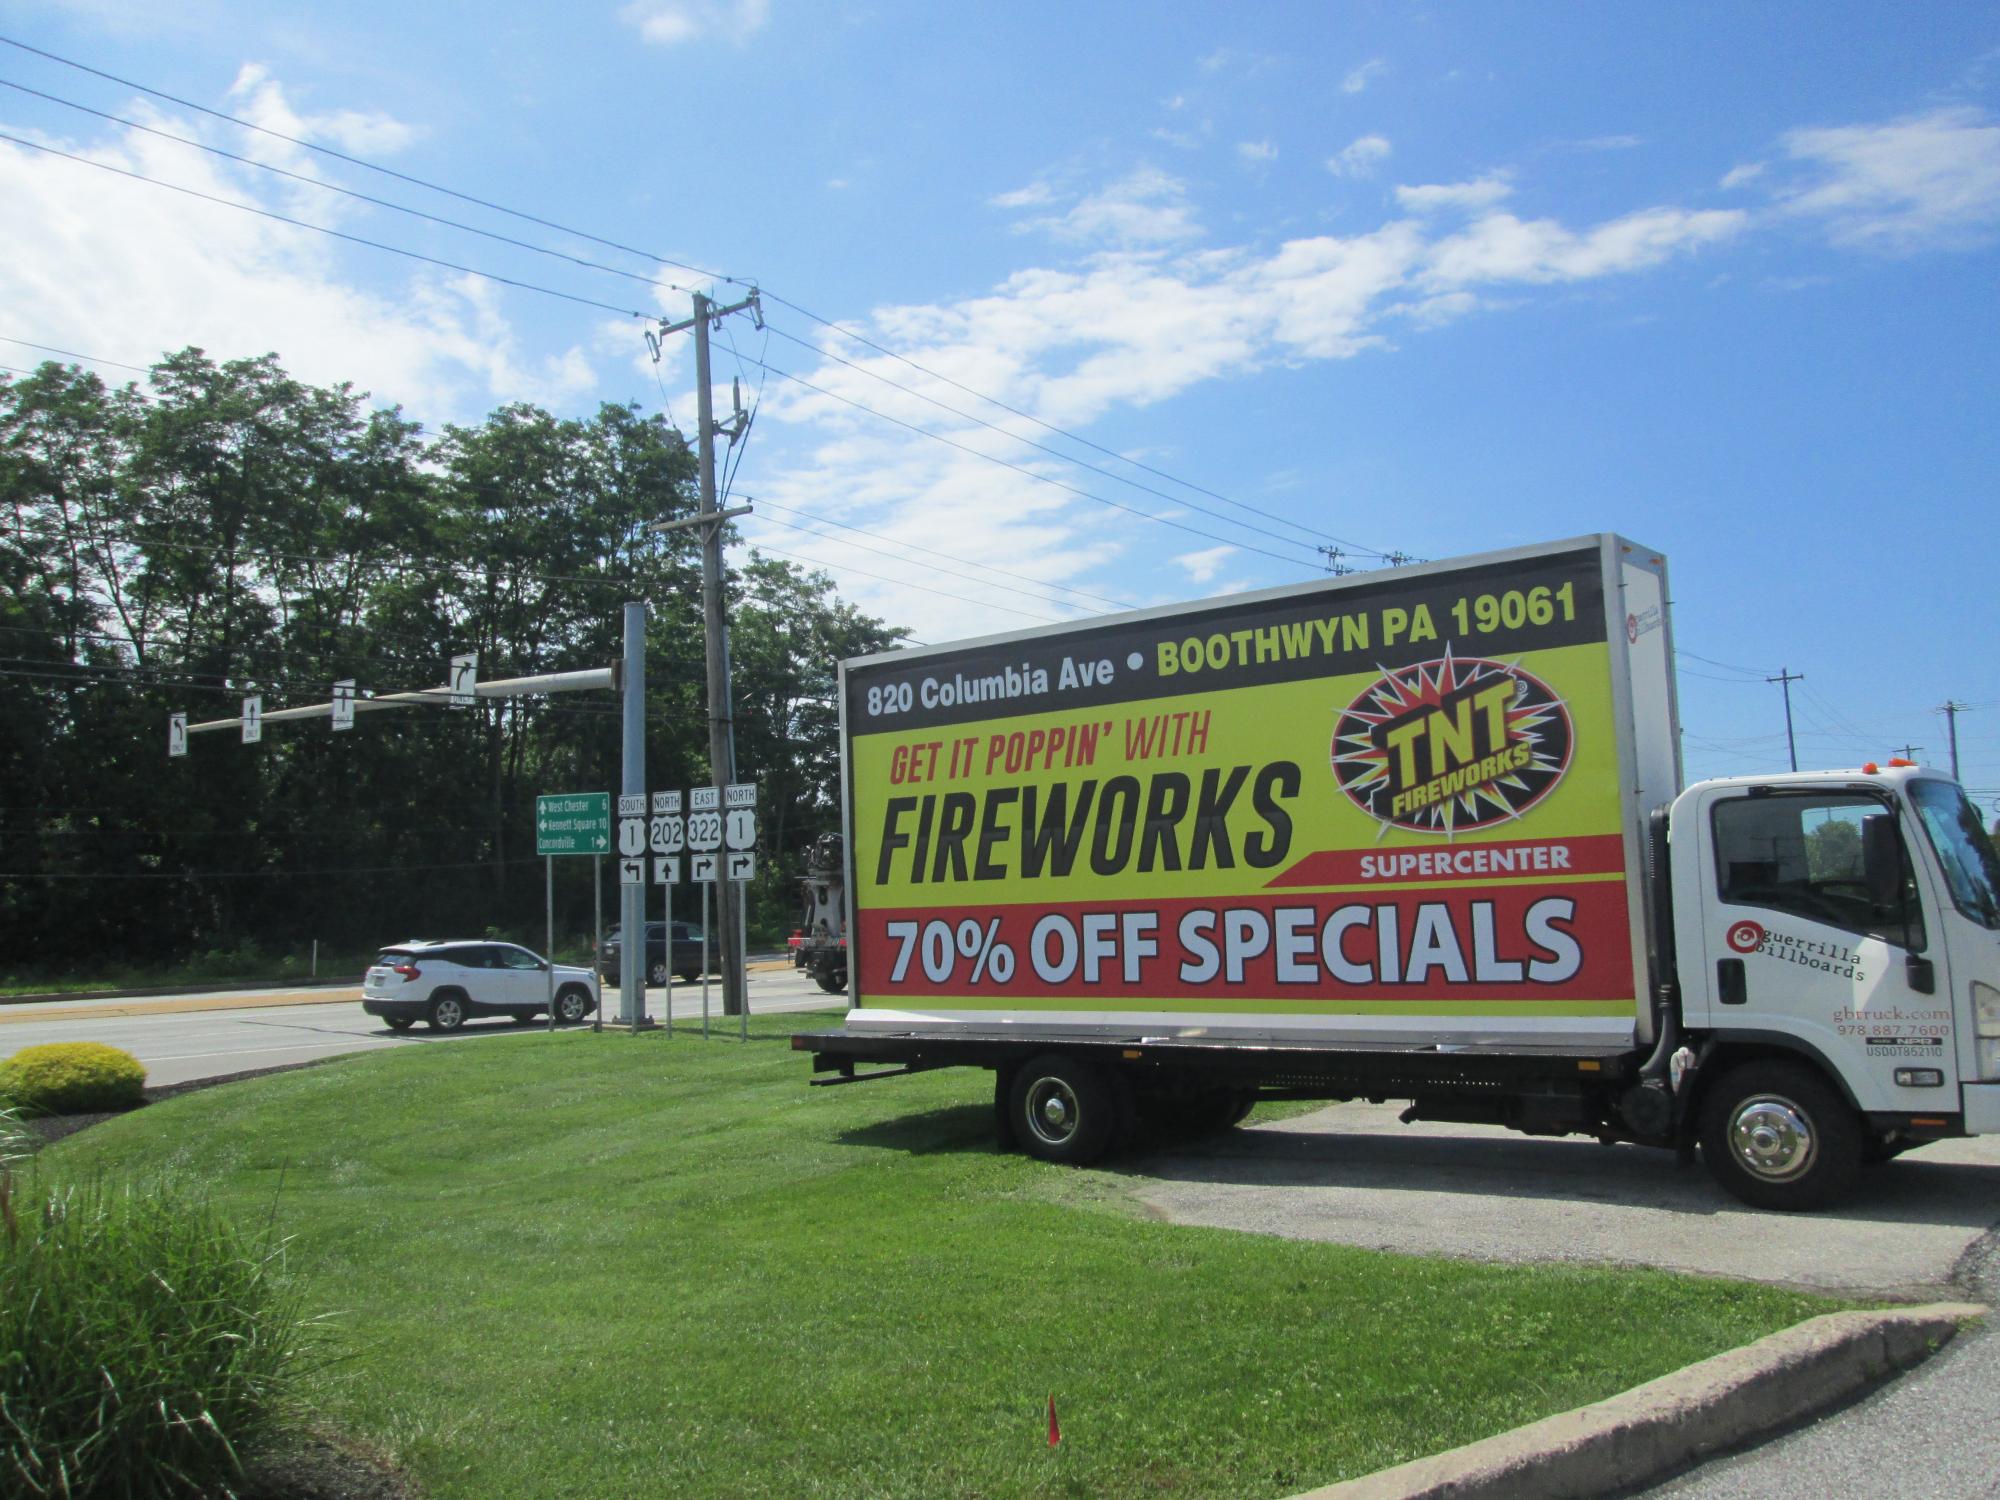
left=1009, top=1053, right=1121, bottom=1165
left=1699, top=1061, right=1862, bottom=1211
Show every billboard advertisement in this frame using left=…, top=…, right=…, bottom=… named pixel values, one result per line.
left=843, top=542, right=1640, bottom=1030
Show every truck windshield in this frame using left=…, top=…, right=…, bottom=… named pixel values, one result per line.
left=1908, top=779, right=2000, bottom=928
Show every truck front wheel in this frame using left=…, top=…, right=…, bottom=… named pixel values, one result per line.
left=1010, top=1053, right=1121, bottom=1165
left=1699, top=1062, right=1862, bottom=1211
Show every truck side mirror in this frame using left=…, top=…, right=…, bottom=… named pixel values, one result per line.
left=1861, top=813, right=1902, bottom=908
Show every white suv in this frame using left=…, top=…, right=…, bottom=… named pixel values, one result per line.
left=362, top=941, right=599, bottom=1031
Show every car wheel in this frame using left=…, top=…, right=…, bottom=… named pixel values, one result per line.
left=1007, top=1053, right=1126, bottom=1166
left=554, top=985, right=592, bottom=1025
left=648, top=960, right=669, bottom=986
left=383, top=1016, right=415, bottom=1032
left=428, top=992, right=468, bottom=1032
left=1700, top=1061, right=1862, bottom=1211
left=814, top=966, right=847, bottom=995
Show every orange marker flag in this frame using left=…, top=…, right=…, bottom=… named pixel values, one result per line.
left=1047, top=1394, right=1061, bottom=1446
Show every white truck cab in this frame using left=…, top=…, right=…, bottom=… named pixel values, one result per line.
left=1670, top=764, right=2000, bottom=1201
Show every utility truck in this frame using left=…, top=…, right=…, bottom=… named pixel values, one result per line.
left=793, top=535, right=2000, bottom=1210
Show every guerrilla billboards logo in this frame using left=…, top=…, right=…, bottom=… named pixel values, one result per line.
left=1330, top=650, right=1574, bottom=835
left=1726, top=919, right=1766, bottom=953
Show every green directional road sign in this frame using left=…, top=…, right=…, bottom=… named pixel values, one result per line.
left=536, top=792, right=611, bottom=855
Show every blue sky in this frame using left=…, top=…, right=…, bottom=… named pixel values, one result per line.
left=2, top=2, right=1997, bottom=807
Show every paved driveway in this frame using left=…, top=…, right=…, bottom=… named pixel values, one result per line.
left=1133, top=1102, right=2000, bottom=1301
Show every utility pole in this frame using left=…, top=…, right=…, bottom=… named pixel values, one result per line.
left=1895, top=743, right=1922, bottom=763
left=1767, top=668, right=1804, bottom=772
left=652, top=288, right=760, bottom=1017
left=1940, top=701, right=1969, bottom=780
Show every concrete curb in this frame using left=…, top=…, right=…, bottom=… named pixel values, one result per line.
left=1292, top=1301, right=1987, bottom=1500
left=2, top=976, right=360, bottom=1006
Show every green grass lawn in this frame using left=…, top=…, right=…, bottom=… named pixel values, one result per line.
left=38, top=1020, right=1842, bottom=1498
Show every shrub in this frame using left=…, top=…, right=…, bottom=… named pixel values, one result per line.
left=1, top=1175, right=319, bottom=1498
left=0, top=1043, right=147, bottom=1115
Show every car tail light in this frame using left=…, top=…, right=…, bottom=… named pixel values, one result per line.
left=838, top=937, right=846, bottom=948
left=393, top=963, right=421, bottom=982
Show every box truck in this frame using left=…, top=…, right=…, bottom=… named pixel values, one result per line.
left=793, top=535, right=2000, bottom=1210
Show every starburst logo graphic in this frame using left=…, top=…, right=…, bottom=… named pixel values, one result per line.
left=1330, top=650, right=1574, bottom=835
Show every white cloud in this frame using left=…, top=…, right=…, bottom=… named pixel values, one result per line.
left=1238, top=140, right=1278, bottom=165
left=621, top=0, right=770, bottom=47
left=1174, top=545, right=1236, bottom=583
left=990, top=181, right=1057, bottom=210
left=1421, top=206, right=1747, bottom=288
left=743, top=166, right=1765, bottom=636
left=1010, top=167, right=1202, bottom=248
left=226, top=64, right=420, bottom=156
left=1327, top=134, right=1391, bottom=178
left=1394, top=174, right=1514, bottom=213
left=1719, top=162, right=1765, bottom=190
left=1774, top=106, right=2000, bottom=249
left=1342, top=58, right=1387, bottom=94
left=0, top=81, right=595, bottom=424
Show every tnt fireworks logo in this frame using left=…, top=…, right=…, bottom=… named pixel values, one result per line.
left=1331, top=650, right=1574, bottom=835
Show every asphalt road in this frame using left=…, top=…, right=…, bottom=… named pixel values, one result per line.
left=1, top=968, right=845, bottom=1086
left=1133, top=1103, right=2000, bottom=1300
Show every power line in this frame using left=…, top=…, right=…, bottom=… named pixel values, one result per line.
left=752, top=512, right=1099, bottom=617
left=760, top=320, right=1351, bottom=558
left=0, top=35, right=1423, bottom=569
left=0, top=130, right=653, bottom=322
left=0, top=76, right=702, bottom=305
left=0, top=33, right=735, bottom=288
left=748, top=356, right=1318, bottom=570
left=0, top=333, right=150, bottom=372
left=751, top=495, right=1133, bottom=612
left=743, top=542, right=1061, bottom=623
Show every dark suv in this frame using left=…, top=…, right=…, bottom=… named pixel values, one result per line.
left=598, top=922, right=718, bottom=985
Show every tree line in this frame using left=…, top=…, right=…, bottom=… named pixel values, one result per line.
left=0, top=350, right=900, bottom=976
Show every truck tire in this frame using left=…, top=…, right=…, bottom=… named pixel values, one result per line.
left=1009, top=1053, right=1122, bottom=1165
left=814, top=965, right=847, bottom=995
left=1699, top=1061, right=1862, bottom=1211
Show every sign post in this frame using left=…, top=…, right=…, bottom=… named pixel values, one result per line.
left=536, top=792, right=611, bottom=1030
left=725, top=783, right=758, bottom=1041
left=652, top=791, right=683, bottom=1034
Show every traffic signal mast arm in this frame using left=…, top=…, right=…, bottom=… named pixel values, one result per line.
left=177, top=664, right=617, bottom=736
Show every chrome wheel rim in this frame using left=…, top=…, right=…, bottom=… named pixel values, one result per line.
left=1729, top=1094, right=1815, bottom=1182
left=1023, top=1076, right=1081, bottom=1148
left=434, top=998, right=463, bottom=1028
left=559, top=991, right=585, bottom=1021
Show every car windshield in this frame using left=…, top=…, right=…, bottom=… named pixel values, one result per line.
left=1908, top=779, right=2000, bottom=928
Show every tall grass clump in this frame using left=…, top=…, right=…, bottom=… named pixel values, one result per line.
left=1, top=1175, right=321, bottom=1499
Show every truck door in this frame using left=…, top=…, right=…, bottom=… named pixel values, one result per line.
left=1692, top=786, right=1952, bottom=1114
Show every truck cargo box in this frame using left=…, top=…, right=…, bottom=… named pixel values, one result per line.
left=837, top=534, right=1678, bottom=1050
